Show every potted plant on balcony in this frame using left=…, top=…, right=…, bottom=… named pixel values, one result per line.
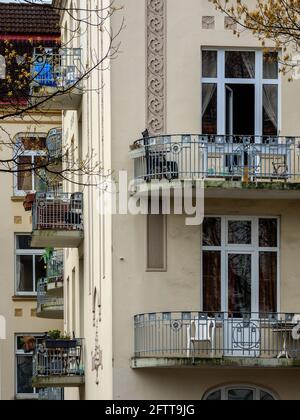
left=45, top=330, right=77, bottom=349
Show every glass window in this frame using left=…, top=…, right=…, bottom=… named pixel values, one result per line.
left=225, top=51, right=255, bottom=78
left=228, top=220, right=252, bottom=245
left=263, top=85, right=278, bottom=136
left=263, top=52, right=279, bottom=79
left=203, top=217, right=221, bottom=246
left=202, top=51, right=217, bottom=78
left=15, top=235, right=45, bottom=295
left=259, top=252, right=277, bottom=313
left=203, top=251, right=221, bottom=312
left=259, top=218, right=278, bottom=247
left=15, top=134, right=47, bottom=195
left=16, top=355, right=34, bottom=394
left=228, top=254, right=252, bottom=316
left=204, top=386, right=276, bottom=401
left=202, top=83, right=217, bottom=134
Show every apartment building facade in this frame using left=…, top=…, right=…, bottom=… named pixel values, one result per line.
left=27, top=0, right=300, bottom=400
left=0, top=3, right=63, bottom=400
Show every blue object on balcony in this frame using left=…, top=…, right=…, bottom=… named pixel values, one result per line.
left=34, top=62, right=56, bottom=87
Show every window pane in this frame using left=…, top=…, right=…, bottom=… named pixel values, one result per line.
left=203, top=251, right=221, bottom=312
left=263, top=52, right=278, bottom=79
left=225, top=51, right=255, bottom=78
left=21, top=136, right=46, bottom=151
left=34, top=156, right=48, bottom=192
left=35, top=256, right=47, bottom=290
left=16, top=255, right=34, bottom=293
left=203, top=217, right=221, bottom=246
left=260, top=252, right=277, bottom=313
left=261, top=391, right=275, bottom=401
left=16, top=355, right=34, bottom=394
left=206, top=390, right=221, bottom=400
left=17, top=156, right=32, bottom=191
left=263, top=85, right=278, bottom=136
left=228, top=389, right=254, bottom=400
left=202, top=51, right=217, bottom=78
left=228, top=254, right=252, bottom=316
left=228, top=220, right=251, bottom=244
left=202, top=83, right=217, bottom=134
left=16, top=235, right=32, bottom=250
left=259, top=219, right=277, bottom=247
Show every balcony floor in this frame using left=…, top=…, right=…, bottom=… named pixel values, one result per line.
left=131, top=357, right=300, bottom=369
left=31, top=230, right=84, bottom=248
left=33, top=375, right=85, bottom=389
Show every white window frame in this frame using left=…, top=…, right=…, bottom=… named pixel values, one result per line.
left=203, top=384, right=278, bottom=400
left=13, top=133, right=47, bottom=196
left=201, top=216, right=280, bottom=314
left=15, top=234, right=45, bottom=296
left=15, top=333, right=43, bottom=399
left=201, top=48, right=281, bottom=136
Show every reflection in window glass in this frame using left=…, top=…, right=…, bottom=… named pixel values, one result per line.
left=203, top=251, right=221, bottom=312
left=206, top=390, right=221, bottom=400
left=228, top=254, right=252, bottom=316
left=259, top=219, right=278, bottom=247
left=202, top=83, right=217, bottom=134
left=16, top=355, right=34, bottom=394
left=263, top=52, right=279, bottom=79
left=263, top=85, right=278, bottom=136
left=228, top=389, right=254, bottom=400
left=202, top=51, right=217, bottom=78
left=228, top=220, right=252, bottom=244
left=259, top=252, right=277, bottom=314
left=16, top=255, right=33, bottom=292
left=225, top=51, right=255, bottom=78
left=203, top=217, right=221, bottom=246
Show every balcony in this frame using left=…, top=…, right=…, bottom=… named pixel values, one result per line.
left=130, top=135, right=300, bottom=198
left=38, top=388, right=64, bottom=400
left=37, top=278, right=63, bottom=320
left=132, top=312, right=300, bottom=369
left=30, top=48, right=83, bottom=110
left=45, top=250, right=64, bottom=298
left=31, top=192, right=84, bottom=248
left=32, top=338, right=85, bottom=388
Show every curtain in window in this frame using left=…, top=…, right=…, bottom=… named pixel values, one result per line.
left=203, top=251, right=221, bottom=312
left=259, top=252, right=277, bottom=313
left=241, top=53, right=255, bottom=79
left=263, top=85, right=278, bottom=135
left=202, top=83, right=217, bottom=134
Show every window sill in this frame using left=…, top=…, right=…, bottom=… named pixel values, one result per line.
left=11, top=196, right=26, bottom=203
left=12, top=295, right=37, bottom=302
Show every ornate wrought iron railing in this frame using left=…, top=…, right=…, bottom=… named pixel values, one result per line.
left=130, top=135, right=300, bottom=182
left=134, top=312, right=300, bottom=359
left=33, top=338, right=84, bottom=378
left=32, top=192, right=83, bottom=231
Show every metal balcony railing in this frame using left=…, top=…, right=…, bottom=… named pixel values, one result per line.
left=37, top=278, right=64, bottom=319
left=38, top=388, right=64, bottom=400
left=134, top=312, right=300, bottom=360
left=33, top=338, right=84, bottom=378
left=31, top=48, right=83, bottom=91
left=32, top=192, right=83, bottom=232
left=130, top=135, right=300, bottom=182
left=46, top=250, right=63, bottom=281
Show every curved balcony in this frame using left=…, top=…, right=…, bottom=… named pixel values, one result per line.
left=33, top=338, right=84, bottom=388
left=30, top=48, right=83, bottom=111
left=130, top=135, right=300, bottom=196
left=31, top=192, right=84, bottom=248
left=37, top=278, right=63, bottom=320
left=132, top=312, right=300, bottom=369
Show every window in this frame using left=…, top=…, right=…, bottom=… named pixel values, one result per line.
left=14, top=133, right=47, bottom=195
left=202, top=49, right=279, bottom=136
left=15, top=334, right=41, bottom=397
left=202, top=217, right=279, bottom=314
left=15, top=235, right=46, bottom=296
left=204, top=385, right=277, bottom=400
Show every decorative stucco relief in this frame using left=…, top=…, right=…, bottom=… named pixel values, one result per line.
left=147, top=0, right=166, bottom=134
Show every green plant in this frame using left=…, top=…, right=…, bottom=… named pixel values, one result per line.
left=41, top=247, right=54, bottom=267
left=47, top=330, right=61, bottom=340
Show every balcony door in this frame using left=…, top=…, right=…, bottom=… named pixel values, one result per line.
left=202, top=217, right=279, bottom=356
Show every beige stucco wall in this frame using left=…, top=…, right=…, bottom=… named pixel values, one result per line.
left=0, top=115, right=63, bottom=400
left=60, top=0, right=300, bottom=400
